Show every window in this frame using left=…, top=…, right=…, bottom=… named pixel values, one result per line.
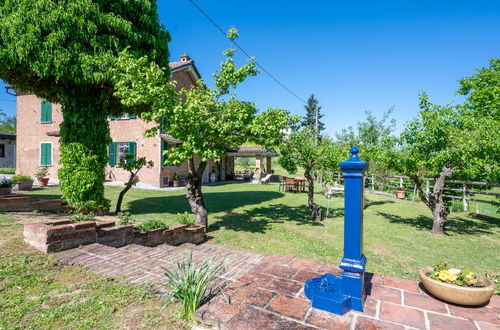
left=40, top=142, right=52, bottom=166
left=117, top=142, right=129, bottom=162
left=161, top=141, right=178, bottom=167
left=40, top=100, right=52, bottom=123
left=108, top=141, right=136, bottom=167
left=109, top=113, right=136, bottom=120
left=0, top=144, right=4, bottom=158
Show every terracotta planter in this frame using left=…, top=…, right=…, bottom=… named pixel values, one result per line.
left=419, top=267, right=495, bottom=306
left=0, top=187, right=12, bottom=195
left=396, top=188, right=406, bottom=199
left=37, top=178, right=49, bottom=187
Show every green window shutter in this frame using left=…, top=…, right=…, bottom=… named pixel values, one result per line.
left=161, top=141, right=169, bottom=166
left=161, top=117, right=168, bottom=133
left=108, top=142, right=116, bottom=166
left=41, top=100, right=52, bottom=123
left=128, top=141, right=136, bottom=161
left=128, top=114, right=136, bottom=119
left=40, top=143, right=52, bottom=166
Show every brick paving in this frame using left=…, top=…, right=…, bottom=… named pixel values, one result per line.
left=57, top=244, right=499, bottom=330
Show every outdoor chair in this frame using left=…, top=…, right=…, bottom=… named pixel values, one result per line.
left=260, top=173, right=272, bottom=184
left=278, top=176, right=286, bottom=191
left=285, top=177, right=297, bottom=192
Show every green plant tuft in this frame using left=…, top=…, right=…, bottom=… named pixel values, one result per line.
left=117, top=212, right=134, bottom=225
left=11, top=174, right=33, bottom=183
left=161, top=249, right=227, bottom=320
left=176, top=212, right=195, bottom=227
left=71, top=212, right=96, bottom=223
left=134, top=219, right=168, bottom=231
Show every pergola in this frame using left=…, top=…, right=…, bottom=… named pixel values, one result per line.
left=227, top=145, right=278, bottom=179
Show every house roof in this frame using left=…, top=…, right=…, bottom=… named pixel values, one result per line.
left=0, top=134, right=15, bottom=140
left=169, top=53, right=202, bottom=81
left=227, top=145, right=277, bottom=157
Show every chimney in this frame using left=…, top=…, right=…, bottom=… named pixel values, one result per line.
left=180, top=52, right=191, bottom=62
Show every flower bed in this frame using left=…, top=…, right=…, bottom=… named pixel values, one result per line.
left=24, top=219, right=206, bottom=253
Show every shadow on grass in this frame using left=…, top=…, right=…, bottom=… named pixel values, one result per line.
left=377, top=211, right=499, bottom=235
left=208, top=203, right=337, bottom=235
left=364, top=198, right=395, bottom=209
left=127, top=191, right=285, bottom=216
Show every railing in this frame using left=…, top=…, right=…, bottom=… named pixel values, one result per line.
left=326, top=173, right=499, bottom=216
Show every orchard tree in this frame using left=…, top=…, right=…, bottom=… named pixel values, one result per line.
left=301, top=94, right=325, bottom=133
left=279, top=131, right=338, bottom=220
left=381, top=91, right=498, bottom=235
left=111, top=29, right=291, bottom=226
left=0, top=0, right=170, bottom=211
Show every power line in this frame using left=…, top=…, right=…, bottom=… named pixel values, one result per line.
left=187, top=0, right=307, bottom=104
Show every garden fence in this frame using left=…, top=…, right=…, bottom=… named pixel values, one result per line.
left=326, top=173, right=500, bottom=217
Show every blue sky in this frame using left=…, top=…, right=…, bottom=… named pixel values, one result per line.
left=1, top=0, right=499, bottom=136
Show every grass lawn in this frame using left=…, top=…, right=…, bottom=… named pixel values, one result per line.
left=24, top=182, right=500, bottom=284
left=0, top=167, right=15, bottom=174
left=0, top=217, right=191, bottom=329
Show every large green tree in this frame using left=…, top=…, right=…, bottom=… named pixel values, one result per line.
left=381, top=59, right=499, bottom=235
left=0, top=0, right=170, bottom=211
left=301, top=94, right=325, bottom=133
left=111, top=29, right=291, bottom=226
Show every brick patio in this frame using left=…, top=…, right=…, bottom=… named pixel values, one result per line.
left=57, top=243, right=499, bottom=329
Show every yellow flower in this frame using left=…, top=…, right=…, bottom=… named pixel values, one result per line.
left=438, top=270, right=457, bottom=282
left=465, top=274, right=477, bottom=285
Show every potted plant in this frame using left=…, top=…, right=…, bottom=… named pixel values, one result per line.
left=0, top=178, right=13, bottom=194
left=34, top=166, right=49, bottom=187
left=11, top=174, right=34, bottom=191
left=396, top=187, right=406, bottom=199
left=419, top=262, right=495, bottom=306
left=172, top=173, right=180, bottom=187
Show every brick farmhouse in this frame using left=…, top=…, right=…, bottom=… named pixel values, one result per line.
left=12, top=54, right=275, bottom=187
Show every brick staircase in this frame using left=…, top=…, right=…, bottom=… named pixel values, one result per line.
left=57, top=242, right=266, bottom=291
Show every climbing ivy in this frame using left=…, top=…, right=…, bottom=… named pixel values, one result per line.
left=0, top=0, right=170, bottom=211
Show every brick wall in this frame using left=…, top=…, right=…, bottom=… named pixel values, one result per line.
left=16, top=94, right=63, bottom=179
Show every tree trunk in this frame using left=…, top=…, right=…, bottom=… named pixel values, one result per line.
left=116, top=170, right=136, bottom=213
left=115, top=184, right=132, bottom=213
left=186, top=158, right=208, bottom=226
left=321, top=179, right=329, bottom=198
left=304, top=166, right=321, bottom=221
left=58, top=89, right=110, bottom=211
left=409, top=165, right=453, bottom=235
